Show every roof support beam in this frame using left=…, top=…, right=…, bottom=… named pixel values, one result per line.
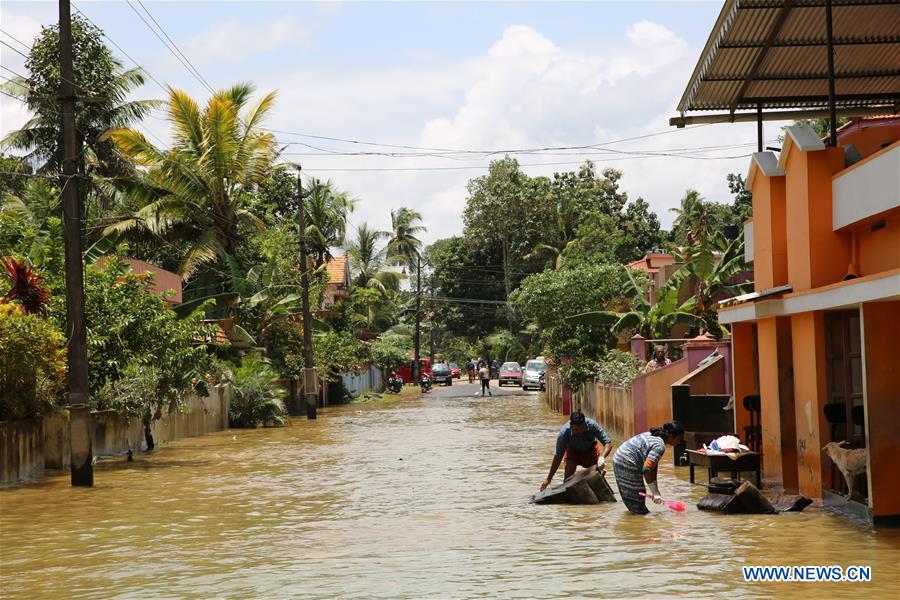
left=719, top=37, right=900, bottom=49
left=729, top=0, right=796, bottom=118
left=737, top=92, right=900, bottom=105
left=669, top=105, right=899, bottom=127
left=704, top=70, right=900, bottom=82
left=738, top=0, right=899, bottom=8
left=826, top=0, right=838, bottom=146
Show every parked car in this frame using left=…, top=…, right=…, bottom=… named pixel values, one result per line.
left=431, top=362, right=453, bottom=386
left=498, top=362, right=523, bottom=386
left=522, top=359, right=547, bottom=390
left=449, top=362, right=461, bottom=379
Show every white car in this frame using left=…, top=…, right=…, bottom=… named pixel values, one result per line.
left=522, top=359, right=547, bottom=390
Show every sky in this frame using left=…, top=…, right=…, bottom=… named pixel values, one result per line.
left=1, top=1, right=784, bottom=245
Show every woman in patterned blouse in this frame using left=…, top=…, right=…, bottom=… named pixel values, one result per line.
left=612, top=421, right=685, bottom=514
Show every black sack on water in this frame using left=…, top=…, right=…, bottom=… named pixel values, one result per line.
left=770, top=494, right=813, bottom=513
left=698, top=493, right=734, bottom=512
left=532, top=465, right=617, bottom=505
left=697, top=482, right=776, bottom=514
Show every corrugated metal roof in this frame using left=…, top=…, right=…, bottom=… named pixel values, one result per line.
left=677, top=0, right=900, bottom=112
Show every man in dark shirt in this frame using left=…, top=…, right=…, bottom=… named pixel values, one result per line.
left=540, top=410, right=613, bottom=491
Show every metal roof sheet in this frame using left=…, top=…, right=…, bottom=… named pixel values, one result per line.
left=677, top=0, right=900, bottom=113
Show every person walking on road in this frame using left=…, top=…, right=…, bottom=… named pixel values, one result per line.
left=466, top=359, right=475, bottom=383
left=478, top=363, right=492, bottom=396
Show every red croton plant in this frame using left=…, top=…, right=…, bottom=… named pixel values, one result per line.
left=1, top=257, right=50, bottom=314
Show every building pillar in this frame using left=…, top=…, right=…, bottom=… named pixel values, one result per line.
left=790, top=311, right=830, bottom=500
left=861, top=301, right=900, bottom=525
left=630, top=334, right=647, bottom=362
left=757, top=316, right=798, bottom=489
left=730, top=323, right=757, bottom=448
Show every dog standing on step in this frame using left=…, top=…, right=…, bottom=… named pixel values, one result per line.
left=822, top=441, right=867, bottom=500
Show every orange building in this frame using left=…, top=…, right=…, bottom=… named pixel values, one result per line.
left=673, top=1, right=899, bottom=525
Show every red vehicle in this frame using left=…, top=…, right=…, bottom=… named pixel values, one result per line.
left=498, top=362, right=523, bottom=386
left=449, top=362, right=461, bottom=379
left=395, top=358, right=432, bottom=385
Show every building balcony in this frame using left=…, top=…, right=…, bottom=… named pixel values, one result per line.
left=832, top=141, right=900, bottom=232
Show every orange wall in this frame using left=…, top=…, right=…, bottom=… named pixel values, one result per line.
left=840, top=123, right=900, bottom=159
left=751, top=174, right=788, bottom=291
left=757, top=317, right=798, bottom=489
left=643, top=359, right=689, bottom=430
left=790, top=312, right=830, bottom=500
left=862, top=301, right=900, bottom=520
left=785, top=147, right=849, bottom=292
left=731, top=323, right=757, bottom=442
left=858, top=216, right=900, bottom=277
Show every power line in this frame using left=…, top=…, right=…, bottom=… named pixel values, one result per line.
left=0, top=29, right=31, bottom=51
left=132, top=0, right=214, bottom=93
left=71, top=2, right=167, bottom=92
left=122, top=0, right=214, bottom=96
left=0, top=39, right=29, bottom=59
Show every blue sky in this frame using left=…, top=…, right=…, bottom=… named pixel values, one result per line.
left=2, top=1, right=774, bottom=242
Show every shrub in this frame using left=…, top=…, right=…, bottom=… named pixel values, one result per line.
left=227, top=354, right=286, bottom=428
left=0, top=302, right=66, bottom=420
left=595, top=350, right=643, bottom=387
left=49, top=259, right=220, bottom=396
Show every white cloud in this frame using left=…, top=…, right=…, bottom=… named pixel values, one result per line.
left=179, top=17, right=310, bottom=66
left=245, top=20, right=773, bottom=245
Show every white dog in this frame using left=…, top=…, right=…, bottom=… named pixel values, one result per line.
left=822, top=441, right=867, bottom=500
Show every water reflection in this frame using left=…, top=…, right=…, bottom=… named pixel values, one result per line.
left=1, top=388, right=898, bottom=599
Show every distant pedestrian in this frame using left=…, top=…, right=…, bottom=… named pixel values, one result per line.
left=478, top=364, right=492, bottom=396
left=466, top=359, right=475, bottom=383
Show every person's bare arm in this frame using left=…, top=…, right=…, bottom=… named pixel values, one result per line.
left=541, top=456, right=563, bottom=491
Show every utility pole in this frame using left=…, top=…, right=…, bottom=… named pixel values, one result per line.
left=429, top=272, right=435, bottom=363
left=60, top=0, right=92, bottom=487
left=297, top=167, right=317, bottom=419
left=413, top=253, right=421, bottom=384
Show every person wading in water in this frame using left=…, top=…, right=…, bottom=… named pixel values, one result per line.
left=612, top=421, right=685, bottom=514
left=540, top=410, right=613, bottom=491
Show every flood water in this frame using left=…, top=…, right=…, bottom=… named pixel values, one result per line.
left=2, top=385, right=899, bottom=599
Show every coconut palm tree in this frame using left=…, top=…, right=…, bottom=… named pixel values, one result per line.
left=387, top=207, right=425, bottom=269
left=106, top=84, right=279, bottom=279
left=345, top=222, right=400, bottom=292
left=303, top=178, right=356, bottom=267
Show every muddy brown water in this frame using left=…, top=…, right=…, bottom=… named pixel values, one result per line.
left=1, top=385, right=898, bottom=599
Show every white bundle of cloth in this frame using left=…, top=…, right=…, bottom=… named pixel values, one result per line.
left=703, top=434, right=750, bottom=455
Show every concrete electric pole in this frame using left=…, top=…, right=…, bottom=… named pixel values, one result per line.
left=59, top=0, right=93, bottom=486
left=296, top=167, right=317, bottom=419
left=413, top=253, right=421, bottom=384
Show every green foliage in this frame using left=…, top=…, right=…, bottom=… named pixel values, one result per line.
left=726, top=173, right=753, bottom=224
left=1, top=15, right=157, bottom=175
left=595, top=350, right=643, bottom=387
left=510, top=264, right=625, bottom=370
left=0, top=154, right=32, bottom=197
left=427, top=236, right=505, bottom=339
left=279, top=329, right=370, bottom=381
left=226, top=354, right=286, bottom=428
left=50, top=259, right=220, bottom=397
left=0, top=302, right=66, bottom=420
left=370, top=335, right=409, bottom=369
left=669, top=190, right=734, bottom=246
left=107, top=84, right=278, bottom=279
left=303, top=178, right=356, bottom=267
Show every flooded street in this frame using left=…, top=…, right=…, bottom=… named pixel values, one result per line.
left=2, top=385, right=899, bottom=599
